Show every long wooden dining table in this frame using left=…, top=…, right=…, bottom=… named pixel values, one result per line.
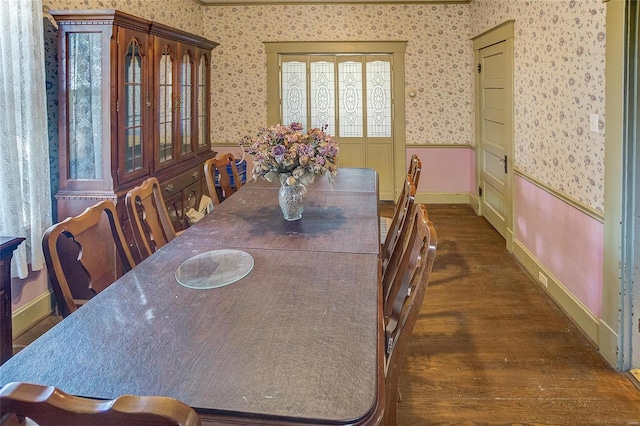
left=0, top=168, right=384, bottom=425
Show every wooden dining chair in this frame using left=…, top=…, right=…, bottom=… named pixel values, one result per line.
left=204, top=153, right=243, bottom=205
left=408, top=154, right=422, bottom=188
left=0, top=382, right=201, bottom=426
left=383, top=204, right=437, bottom=426
left=380, top=154, right=422, bottom=243
left=380, top=177, right=416, bottom=276
left=42, top=200, right=136, bottom=318
left=125, top=177, right=178, bottom=260
left=381, top=196, right=416, bottom=306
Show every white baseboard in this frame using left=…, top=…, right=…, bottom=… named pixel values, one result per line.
left=12, top=291, right=54, bottom=338
left=512, top=239, right=600, bottom=345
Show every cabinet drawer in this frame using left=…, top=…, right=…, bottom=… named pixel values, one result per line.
left=161, top=168, right=202, bottom=199
left=164, top=190, right=184, bottom=232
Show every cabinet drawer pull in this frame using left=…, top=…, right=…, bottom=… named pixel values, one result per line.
left=192, top=171, right=199, bottom=180
left=165, top=184, right=174, bottom=193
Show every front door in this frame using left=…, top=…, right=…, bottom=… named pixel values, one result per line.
left=477, top=39, right=514, bottom=240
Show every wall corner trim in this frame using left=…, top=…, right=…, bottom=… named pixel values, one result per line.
left=599, top=319, right=621, bottom=369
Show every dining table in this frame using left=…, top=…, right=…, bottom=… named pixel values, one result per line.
left=0, top=167, right=385, bottom=425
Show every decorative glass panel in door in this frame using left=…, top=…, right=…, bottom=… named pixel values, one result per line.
left=366, top=60, right=391, bottom=138
left=310, top=58, right=335, bottom=135
left=338, top=60, right=363, bottom=138
left=124, top=39, right=144, bottom=174
left=281, top=59, right=307, bottom=129
left=364, top=56, right=394, bottom=200
left=180, top=51, right=193, bottom=156
left=158, top=45, right=174, bottom=164
left=68, top=32, right=102, bottom=180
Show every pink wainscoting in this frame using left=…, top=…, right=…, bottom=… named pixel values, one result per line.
left=11, top=268, right=49, bottom=311
left=405, top=147, right=474, bottom=194
left=514, top=176, right=603, bottom=317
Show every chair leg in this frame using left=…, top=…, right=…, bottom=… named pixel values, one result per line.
left=397, top=387, right=402, bottom=402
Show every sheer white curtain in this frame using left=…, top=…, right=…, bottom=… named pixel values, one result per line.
left=0, top=0, right=52, bottom=278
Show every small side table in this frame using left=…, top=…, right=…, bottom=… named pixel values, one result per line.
left=0, top=237, right=25, bottom=365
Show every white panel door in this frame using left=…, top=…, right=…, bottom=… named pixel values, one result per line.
left=478, top=41, right=512, bottom=238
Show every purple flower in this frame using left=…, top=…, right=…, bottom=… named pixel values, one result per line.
left=241, top=122, right=338, bottom=184
left=297, top=143, right=314, bottom=157
left=272, top=145, right=286, bottom=156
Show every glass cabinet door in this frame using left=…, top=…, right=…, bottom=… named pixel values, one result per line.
left=117, top=28, right=149, bottom=185
left=156, top=40, right=177, bottom=169
left=179, top=48, right=195, bottom=159
left=124, top=40, right=143, bottom=173
left=67, top=32, right=104, bottom=181
left=196, top=51, right=210, bottom=153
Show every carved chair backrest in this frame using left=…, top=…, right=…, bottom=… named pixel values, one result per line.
left=204, top=153, right=242, bottom=205
left=381, top=177, right=416, bottom=279
left=125, top=177, right=177, bottom=260
left=42, top=200, right=136, bottom=317
left=408, top=154, right=422, bottom=189
left=0, top=382, right=202, bottom=426
left=383, top=204, right=437, bottom=426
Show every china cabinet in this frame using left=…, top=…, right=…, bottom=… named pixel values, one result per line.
left=50, top=10, right=218, bottom=252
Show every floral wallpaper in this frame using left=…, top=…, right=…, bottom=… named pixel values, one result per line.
left=203, top=4, right=473, bottom=147
left=470, top=0, right=606, bottom=212
left=43, top=0, right=203, bottom=34
left=39, top=0, right=606, bottom=213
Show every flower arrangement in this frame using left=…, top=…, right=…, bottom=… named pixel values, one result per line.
left=242, top=122, right=339, bottom=186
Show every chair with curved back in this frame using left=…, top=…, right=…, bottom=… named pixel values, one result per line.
left=380, top=176, right=416, bottom=278
left=204, top=153, right=243, bottom=205
left=380, top=154, right=421, bottom=243
left=380, top=185, right=417, bottom=306
left=408, top=153, right=422, bottom=188
left=125, top=177, right=178, bottom=260
left=42, top=200, right=136, bottom=318
left=0, top=382, right=201, bottom=426
left=382, top=204, right=437, bottom=426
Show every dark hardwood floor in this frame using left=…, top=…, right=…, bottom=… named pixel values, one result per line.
left=13, top=203, right=640, bottom=424
left=389, top=203, right=640, bottom=424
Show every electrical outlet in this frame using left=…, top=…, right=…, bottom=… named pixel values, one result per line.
left=538, top=271, right=548, bottom=287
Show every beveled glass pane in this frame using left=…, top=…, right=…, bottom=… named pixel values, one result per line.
left=159, top=46, right=173, bottom=162
left=366, top=60, right=391, bottom=137
left=68, top=32, right=103, bottom=179
left=338, top=61, right=363, bottom=137
left=181, top=53, right=193, bottom=154
left=310, top=61, right=335, bottom=135
left=282, top=61, right=307, bottom=129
